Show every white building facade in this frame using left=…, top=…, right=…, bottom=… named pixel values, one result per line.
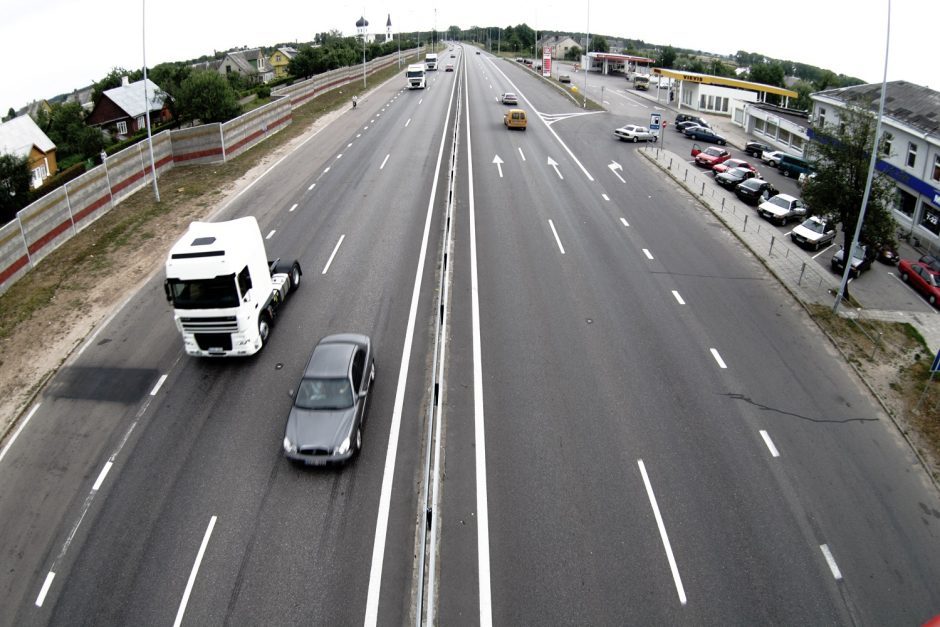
left=811, top=82, right=940, bottom=249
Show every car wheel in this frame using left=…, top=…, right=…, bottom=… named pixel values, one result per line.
left=768, top=160, right=777, bottom=167
left=632, top=136, right=639, bottom=143
left=901, top=272, right=909, bottom=282
left=652, top=136, right=658, bottom=143
left=930, top=294, right=937, bottom=306
left=781, top=169, right=790, bottom=177
left=370, top=361, right=376, bottom=385
left=355, top=426, right=363, bottom=454
left=719, top=140, right=726, bottom=145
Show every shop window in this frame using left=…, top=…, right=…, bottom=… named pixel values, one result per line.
left=755, top=118, right=765, bottom=133
left=882, top=132, right=893, bottom=157
left=921, top=203, right=940, bottom=236
left=896, top=188, right=916, bottom=217
left=721, top=97, right=729, bottom=112
left=791, top=136, right=804, bottom=151
left=933, top=154, right=940, bottom=182
left=907, top=142, right=917, bottom=168
left=700, top=94, right=706, bottom=109
left=779, top=129, right=791, bottom=145
left=817, top=107, right=826, bottom=126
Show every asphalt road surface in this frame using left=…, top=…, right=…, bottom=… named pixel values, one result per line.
left=1, top=46, right=939, bottom=626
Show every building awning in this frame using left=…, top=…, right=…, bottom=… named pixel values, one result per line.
left=653, top=68, right=797, bottom=98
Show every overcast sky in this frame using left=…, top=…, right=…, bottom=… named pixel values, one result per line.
left=2, top=0, right=937, bottom=111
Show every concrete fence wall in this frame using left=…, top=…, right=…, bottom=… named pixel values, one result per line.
left=0, top=49, right=408, bottom=296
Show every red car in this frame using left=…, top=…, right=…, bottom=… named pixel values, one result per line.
left=693, top=146, right=731, bottom=168
left=712, top=158, right=759, bottom=175
left=898, top=259, right=940, bottom=307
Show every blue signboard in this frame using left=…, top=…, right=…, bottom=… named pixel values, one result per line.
left=932, top=349, right=940, bottom=373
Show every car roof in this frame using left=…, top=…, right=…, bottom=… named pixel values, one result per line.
left=304, top=334, right=369, bottom=378
left=775, top=193, right=798, bottom=201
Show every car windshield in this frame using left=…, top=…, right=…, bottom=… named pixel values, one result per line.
left=166, top=275, right=238, bottom=309
left=767, top=196, right=791, bottom=210
left=295, top=377, right=353, bottom=410
left=801, top=219, right=826, bottom=234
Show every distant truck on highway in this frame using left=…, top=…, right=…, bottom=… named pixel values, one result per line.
left=164, top=217, right=302, bottom=357
left=406, top=64, right=426, bottom=89
left=425, top=53, right=438, bottom=70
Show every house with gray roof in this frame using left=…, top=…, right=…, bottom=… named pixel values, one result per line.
left=86, top=77, right=169, bottom=139
left=811, top=81, right=940, bottom=247
left=0, top=114, right=58, bottom=188
left=219, top=48, right=274, bottom=84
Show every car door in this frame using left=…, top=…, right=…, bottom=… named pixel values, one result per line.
left=351, top=348, right=367, bottom=424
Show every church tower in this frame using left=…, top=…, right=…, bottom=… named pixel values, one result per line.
left=386, top=14, right=392, bottom=43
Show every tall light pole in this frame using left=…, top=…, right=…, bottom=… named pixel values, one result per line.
left=582, top=0, right=590, bottom=108
left=357, top=15, right=369, bottom=87
left=832, top=0, right=892, bottom=313
left=141, top=0, right=159, bottom=202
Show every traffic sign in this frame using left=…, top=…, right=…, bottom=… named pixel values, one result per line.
left=931, top=349, right=940, bottom=373
left=649, top=112, right=662, bottom=131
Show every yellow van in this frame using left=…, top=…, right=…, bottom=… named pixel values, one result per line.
left=504, top=108, right=527, bottom=130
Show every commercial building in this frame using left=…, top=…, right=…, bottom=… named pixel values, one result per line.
left=811, top=81, right=940, bottom=249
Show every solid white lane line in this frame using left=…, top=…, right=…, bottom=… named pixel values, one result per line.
left=518, top=147, right=526, bottom=161
left=642, top=248, right=654, bottom=260
left=820, top=544, right=843, bottom=580
left=265, top=230, right=276, bottom=240
left=173, top=516, right=217, bottom=627
left=672, top=290, right=686, bottom=305
left=35, top=571, right=55, bottom=607
left=321, top=235, right=345, bottom=275
left=0, top=403, right=40, bottom=465
left=760, top=430, right=780, bottom=457
left=465, top=67, right=493, bottom=627
left=710, top=348, right=728, bottom=369
left=92, top=461, right=113, bottom=491
left=364, top=61, right=459, bottom=627
left=380, top=154, right=390, bottom=170
left=638, top=460, right=687, bottom=605
left=308, top=183, right=316, bottom=191
left=150, top=374, right=168, bottom=396
left=548, top=220, right=566, bottom=255
left=620, top=217, right=629, bottom=226
left=289, top=203, right=298, bottom=212
left=405, top=118, right=411, bottom=127
left=812, top=244, right=834, bottom=259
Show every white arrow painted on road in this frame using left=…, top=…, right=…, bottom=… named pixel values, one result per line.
left=547, top=156, right=563, bottom=180
left=609, top=161, right=625, bottom=184
left=492, top=155, right=504, bottom=178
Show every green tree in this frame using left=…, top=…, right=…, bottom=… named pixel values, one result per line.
left=590, top=35, right=609, bottom=53
left=658, top=46, right=676, bottom=68
left=802, top=107, right=897, bottom=251
left=176, top=71, right=241, bottom=124
left=565, top=46, right=582, bottom=61
left=709, top=58, right=730, bottom=77
left=35, top=102, right=106, bottom=167
left=748, top=61, right=786, bottom=87
left=148, top=62, right=192, bottom=123
left=448, top=25, right=461, bottom=40
left=4, top=107, right=15, bottom=122
left=0, top=154, right=31, bottom=224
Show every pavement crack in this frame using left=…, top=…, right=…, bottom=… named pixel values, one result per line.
left=723, top=392, right=879, bottom=424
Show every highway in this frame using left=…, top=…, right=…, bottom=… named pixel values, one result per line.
left=1, top=45, right=939, bottom=626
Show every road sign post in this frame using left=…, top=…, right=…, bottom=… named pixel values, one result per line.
left=914, top=349, right=940, bottom=412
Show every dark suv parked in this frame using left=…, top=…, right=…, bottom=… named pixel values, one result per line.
left=675, top=113, right=709, bottom=128
left=745, top=141, right=773, bottom=158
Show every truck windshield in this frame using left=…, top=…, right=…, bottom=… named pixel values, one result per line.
left=407, top=70, right=424, bottom=78
left=167, top=275, right=239, bottom=309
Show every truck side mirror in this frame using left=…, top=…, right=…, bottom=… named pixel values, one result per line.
left=163, top=280, right=172, bottom=303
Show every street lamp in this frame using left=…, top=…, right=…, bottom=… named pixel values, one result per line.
left=356, top=15, right=369, bottom=88
left=832, top=0, right=892, bottom=313
left=142, top=0, right=160, bottom=202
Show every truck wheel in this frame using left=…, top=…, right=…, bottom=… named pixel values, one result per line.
left=258, top=313, right=272, bottom=345
left=289, top=262, right=302, bottom=292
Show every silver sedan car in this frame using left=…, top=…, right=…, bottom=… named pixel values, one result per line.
left=283, top=334, right=375, bottom=466
left=614, top=124, right=657, bottom=143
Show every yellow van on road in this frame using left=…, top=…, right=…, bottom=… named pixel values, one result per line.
left=504, top=109, right=527, bottom=130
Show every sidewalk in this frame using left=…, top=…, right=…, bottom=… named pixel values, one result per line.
left=639, top=144, right=940, bottom=353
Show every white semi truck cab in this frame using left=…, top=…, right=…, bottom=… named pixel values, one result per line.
left=164, top=217, right=302, bottom=357
left=406, top=64, right=426, bottom=89
left=425, top=53, right=438, bottom=70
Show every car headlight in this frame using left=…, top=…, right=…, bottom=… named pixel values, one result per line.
left=283, top=437, right=296, bottom=454
left=336, top=436, right=351, bottom=455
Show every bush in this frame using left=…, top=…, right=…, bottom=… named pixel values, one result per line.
left=256, top=84, right=271, bottom=99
